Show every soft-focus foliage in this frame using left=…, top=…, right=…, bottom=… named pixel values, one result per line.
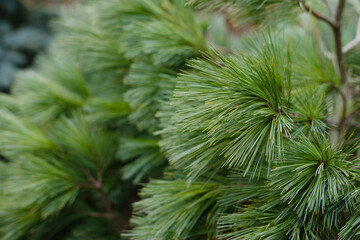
left=0, top=0, right=360, bottom=239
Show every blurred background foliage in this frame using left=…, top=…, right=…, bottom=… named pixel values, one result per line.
left=0, top=0, right=359, bottom=239
left=0, top=0, right=75, bottom=92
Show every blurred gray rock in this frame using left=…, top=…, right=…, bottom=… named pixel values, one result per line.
left=0, top=21, right=11, bottom=35
left=4, top=27, right=50, bottom=53
left=0, top=0, right=54, bottom=92
left=0, top=48, right=6, bottom=60
left=27, top=9, right=56, bottom=31
left=0, top=61, right=16, bottom=91
left=6, top=50, right=27, bottom=67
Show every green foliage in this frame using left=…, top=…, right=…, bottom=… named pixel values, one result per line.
left=271, top=135, right=358, bottom=216
left=0, top=109, right=55, bottom=158
left=218, top=203, right=333, bottom=240
left=340, top=203, right=360, bottom=240
left=119, top=0, right=207, bottom=66
left=84, top=97, right=131, bottom=126
left=118, top=137, right=166, bottom=183
left=160, top=35, right=294, bottom=179
left=124, top=63, right=177, bottom=133
left=0, top=0, right=360, bottom=239
left=2, top=156, right=79, bottom=218
left=64, top=218, right=119, bottom=240
left=126, top=174, right=223, bottom=239
left=0, top=0, right=211, bottom=239
left=216, top=136, right=359, bottom=240
left=187, top=0, right=301, bottom=25
left=12, top=66, right=87, bottom=124
left=57, top=3, right=130, bottom=79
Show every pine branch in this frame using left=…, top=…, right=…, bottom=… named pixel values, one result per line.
left=126, top=176, right=222, bottom=239
left=1, top=0, right=360, bottom=239
left=188, top=0, right=300, bottom=25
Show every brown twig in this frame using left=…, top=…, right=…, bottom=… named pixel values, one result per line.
left=301, top=0, right=347, bottom=84
left=331, top=0, right=349, bottom=138
left=82, top=170, right=124, bottom=231
left=300, top=1, right=336, bottom=27
left=301, top=0, right=349, bottom=141
left=335, top=0, right=347, bottom=24
left=300, top=0, right=347, bottom=84
left=333, top=0, right=347, bottom=85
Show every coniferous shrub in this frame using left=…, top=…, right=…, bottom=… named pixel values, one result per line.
left=0, top=0, right=360, bottom=240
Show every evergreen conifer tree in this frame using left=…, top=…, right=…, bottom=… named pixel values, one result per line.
left=0, top=0, right=359, bottom=239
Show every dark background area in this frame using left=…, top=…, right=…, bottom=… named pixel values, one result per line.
left=0, top=0, right=73, bottom=93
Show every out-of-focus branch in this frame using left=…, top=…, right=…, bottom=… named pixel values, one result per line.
left=300, top=1, right=336, bottom=27
left=332, top=0, right=347, bottom=85
left=335, top=0, right=347, bottom=24
left=301, top=0, right=349, bottom=141
left=82, top=169, right=124, bottom=231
